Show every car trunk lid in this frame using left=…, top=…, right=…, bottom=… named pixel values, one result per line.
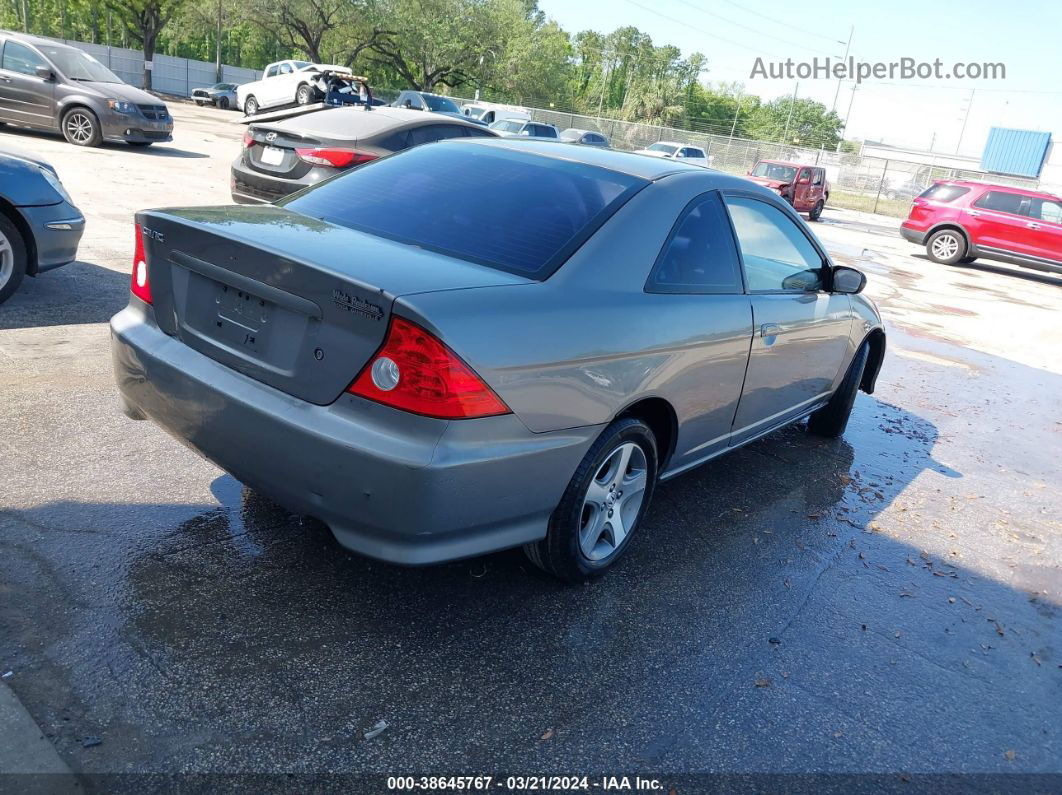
left=244, top=124, right=324, bottom=179
left=137, top=204, right=531, bottom=405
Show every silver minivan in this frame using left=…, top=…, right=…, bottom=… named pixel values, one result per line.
left=0, top=31, right=173, bottom=147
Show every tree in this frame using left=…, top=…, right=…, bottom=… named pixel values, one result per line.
left=106, top=0, right=186, bottom=89
left=247, top=0, right=349, bottom=63
left=745, top=96, right=844, bottom=149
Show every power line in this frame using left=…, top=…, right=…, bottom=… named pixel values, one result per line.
left=717, top=0, right=846, bottom=44
left=621, top=0, right=789, bottom=60
left=669, top=0, right=842, bottom=57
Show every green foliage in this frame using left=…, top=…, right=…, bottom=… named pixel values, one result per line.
left=0, top=0, right=844, bottom=146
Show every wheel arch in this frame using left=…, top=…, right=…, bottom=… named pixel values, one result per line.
left=926, top=222, right=970, bottom=246
left=0, top=199, right=38, bottom=275
left=615, top=396, right=679, bottom=472
left=859, top=328, right=886, bottom=394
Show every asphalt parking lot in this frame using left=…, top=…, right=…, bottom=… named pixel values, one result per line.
left=1, top=101, right=1060, bottom=787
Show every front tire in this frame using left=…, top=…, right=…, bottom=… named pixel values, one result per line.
left=244, top=95, right=259, bottom=115
left=62, top=107, right=102, bottom=147
left=295, top=84, right=314, bottom=105
left=524, top=417, right=657, bottom=582
left=218, top=96, right=230, bottom=110
left=0, top=214, right=28, bottom=306
left=807, top=343, right=869, bottom=438
left=926, top=229, right=966, bottom=264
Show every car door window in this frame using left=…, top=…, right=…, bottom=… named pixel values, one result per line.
left=463, top=126, right=495, bottom=138
left=278, top=63, right=292, bottom=75
left=407, top=124, right=467, bottom=147
left=265, top=65, right=278, bottom=78
left=811, top=169, right=824, bottom=185
left=974, top=190, right=1025, bottom=215
left=1025, top=198, right=1062, bottom=223
left=687, top=148, right=704, bottom=159
left=646, top=192, right=743, bottom=294
left=2, top=40, right=47, bottom=75
left=725, top=196, right=825, bottom=292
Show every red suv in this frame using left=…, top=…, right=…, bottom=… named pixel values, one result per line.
left=901, top=181, right=1062, bottom=274
left=746, top=160, right=829, bottom=220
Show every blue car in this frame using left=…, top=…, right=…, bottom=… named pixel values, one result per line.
left=0, top=146, right=84, bottom=304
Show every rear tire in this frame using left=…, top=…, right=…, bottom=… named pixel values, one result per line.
left=61, top=107, right=102, bottom=147
left=926, top=229, right=966, bottom=264
left=807, top=343, right=869, bottom=438
left=218, top=96, right=230, bottom=110
left=244, top=95, right=259, bottom=115
left=809, top=199, right=824, bottom=221
left=524, top=417, right=657, bottom=583
left=0, top=214, right=28, bottom=306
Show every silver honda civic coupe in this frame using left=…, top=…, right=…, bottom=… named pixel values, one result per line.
left=110, top=139, right=885, bottom=581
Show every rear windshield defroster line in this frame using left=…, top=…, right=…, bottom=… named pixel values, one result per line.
left=280, top=143, right=648, bottom=280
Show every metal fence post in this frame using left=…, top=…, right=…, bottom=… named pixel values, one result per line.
left=872, top=160, right=889, bottom=215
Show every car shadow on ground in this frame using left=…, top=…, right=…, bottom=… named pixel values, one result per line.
left=4, top=392, right=1059, bottom=774
left=909, top=253, right=1062, bottom=287
left=0, top=261, right=129, bottom=329
left=0, top=124, right=207, bottom=158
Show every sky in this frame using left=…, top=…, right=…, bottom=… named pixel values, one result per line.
left=536, top=0, right=1062, bottom=157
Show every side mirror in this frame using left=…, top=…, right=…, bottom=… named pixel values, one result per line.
left=35, top=65, right=54, bottom=80
left=832, top=266, right=866, bottom=294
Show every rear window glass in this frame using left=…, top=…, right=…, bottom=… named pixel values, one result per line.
left=919, top=184, right=970, bottom=202
left=281, top=143, right=646, bottom=278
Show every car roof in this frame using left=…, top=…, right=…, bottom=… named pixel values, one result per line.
left=937, top=179, right=1060, bottom=200
left=260, top=106, right=486, bottom=138
left=758, top=159, right=816, bottom=168
left=0, top=30, right=72, bottom=49
left=438, top=138, right=739, bottom=180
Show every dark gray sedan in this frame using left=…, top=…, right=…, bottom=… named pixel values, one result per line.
left=112, top=139, right=885, bottom=581
left=0, top=146, right=84, bottom=304
left=230, top=106, right=496, bottom=203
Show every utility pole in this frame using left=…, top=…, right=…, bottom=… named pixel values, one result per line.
left=215, top=0, right=223, bottom=83
left=831, top=26, right=853, bottom=113
left=837, top=82, right=857, bottom=152
left=955, top=88, right=975, bottom=155
left=782, top=82, right=799, bottom=145
left=728, top=92, right=742, bottom=142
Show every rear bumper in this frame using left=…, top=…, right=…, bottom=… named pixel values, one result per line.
left=18, top=201, right=85, bottom=273
left=899, top=223, right=926, bottom=245
left=230, top=155, right=326, bottom=204
left=110, top=303, right=597, bottom=565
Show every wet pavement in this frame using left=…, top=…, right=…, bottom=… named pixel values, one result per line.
left=1, top=105, right=1061, bottom=786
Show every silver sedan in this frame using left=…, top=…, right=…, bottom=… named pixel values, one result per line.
left=110, top=139, right=885, bottom=581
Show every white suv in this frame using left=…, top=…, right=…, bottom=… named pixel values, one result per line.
left=633, top=141, right=712, bottom=168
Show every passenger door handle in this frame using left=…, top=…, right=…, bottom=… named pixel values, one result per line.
left=1027, top=222, right=1042, bottom=229
left=760, top=323, right=783, bottom=338
left=967, top=210, right=981, bottom=217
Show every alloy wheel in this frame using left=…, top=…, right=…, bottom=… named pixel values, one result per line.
left=0, top=228, right=12, bottom=290
left=65, top=112, right=94, bottom=144
left=931, top=233, right=960, bottom=260
left=579, top=442, right=648, bottom=561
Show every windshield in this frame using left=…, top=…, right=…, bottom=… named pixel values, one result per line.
left=39, top=45, right=123, bottom=83
left=489, top=119, right=524, bottom=133
left=647, top=143, right=679, bottom=155
left=281, top=144, right=646, bottom=279
left=213, top=83, right=235, bottom=90
left=751, top=162, right=798, bottom=182
left=463, top=107, right=486, bottom=119
left=560, top=129, right=582, bottom=141
left=423, top=95, right=459, bottom=113
left=293, top=61, right=313, bottom=70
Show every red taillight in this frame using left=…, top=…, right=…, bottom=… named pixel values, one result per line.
left=348, top=317, right=510, bottom=419
left=295, top=147, right=377, bottom=168
left=242, top=129, right=254, bottom=148
left=131, top=223, right=152, bottom=304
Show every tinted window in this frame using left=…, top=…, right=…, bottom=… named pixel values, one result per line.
left=265, top=65, right=278, bottom=78
left=464, top=127, right=495, bottom=138
left=918, top=184, right=970, bottom=202
left=974, top=190, right=1026, bottom=215
left=422, top=95, right=459, bottom=113
left=2, top=40, right=47, bottom=76
left=1026, top=198, right=1062, bottom=223
left=282, top=144, right=646, bottom=278
left=408, top=124, right=467, bottom=147
left=684, top=148, right=704, bottom=158
left=647, top=193, right=743, bottom=294
left=725, top=196, right=824, bottom=291
left=811, top=169, right=823, bottom=185
left=535, top=125, right=558, bottom=138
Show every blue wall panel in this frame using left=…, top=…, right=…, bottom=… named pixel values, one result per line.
left=981, top=128, right=1052, bottom=177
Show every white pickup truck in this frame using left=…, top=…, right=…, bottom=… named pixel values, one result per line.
left=236, top=59, right=351, bottom=115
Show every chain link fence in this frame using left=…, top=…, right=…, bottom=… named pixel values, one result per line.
left=451, top=96, right=1045, bottom=219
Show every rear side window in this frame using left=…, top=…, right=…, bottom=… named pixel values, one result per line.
left=725, top=196, right=824, bottom=292
left=974, top=190, right=1025, bottom=215
left=281, top=143, right=646, bottom=278
left=1026, top=198, right=1062, bottom=223
left=407, top=124, right=466, bottom=147
left=918, top=184, right=970, bottom=202
left=647, top=193, right=743, bottom=294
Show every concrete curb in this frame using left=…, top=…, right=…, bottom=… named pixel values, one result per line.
left=0, top=681, right=77, bottom=788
